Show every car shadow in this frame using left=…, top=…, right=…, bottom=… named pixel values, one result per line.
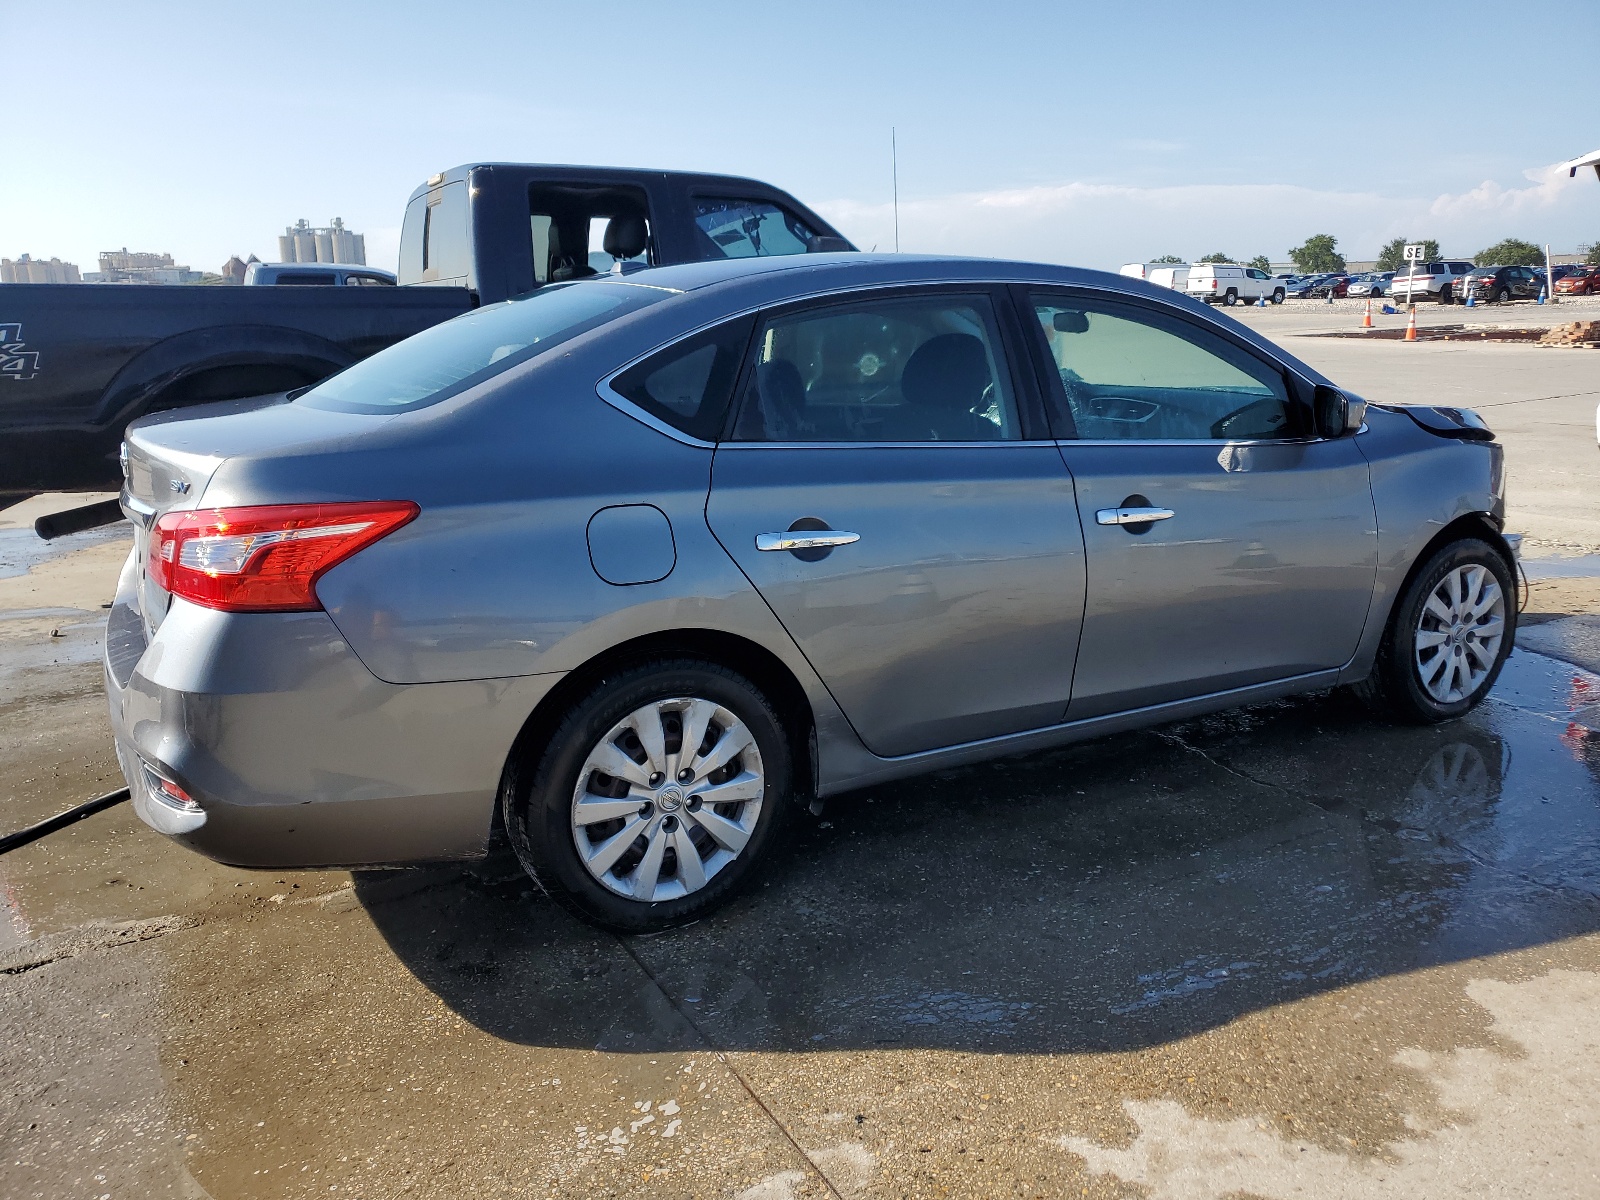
left=355, top=651, right=1600, bottom=1055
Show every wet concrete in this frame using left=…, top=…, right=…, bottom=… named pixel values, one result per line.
left=4, top=438, right=1600, bottom=1198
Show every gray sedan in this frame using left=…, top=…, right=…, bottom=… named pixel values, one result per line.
left=107, top=254, right=1516, bottom=931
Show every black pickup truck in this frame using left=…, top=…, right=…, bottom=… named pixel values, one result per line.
left=1, top=163, right=852, bottom=512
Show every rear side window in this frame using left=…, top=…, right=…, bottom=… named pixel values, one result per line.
left=299, top=282, right=667, bottom=414
left=731, top=293, right=1020, bottom=443
left=399, top=181, right=470, bottom=285
left=692, top=198, right=816, bottom=259
left=276, top=272, right=337, bottom=285
left=609, top=316, right=754, bottom=441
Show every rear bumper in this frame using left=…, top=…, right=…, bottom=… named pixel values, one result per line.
left=104, top=554, right=562, bottom=868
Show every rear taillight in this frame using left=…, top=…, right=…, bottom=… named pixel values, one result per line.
left=149, top=501, right=419, bottom=612
left=1210, top=280, right=1218, bottom=289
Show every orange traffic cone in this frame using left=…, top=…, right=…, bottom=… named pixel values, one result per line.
left=1403, top=305, right=1417, bottom=341
left=1362, top=297, right=1373, bottom=328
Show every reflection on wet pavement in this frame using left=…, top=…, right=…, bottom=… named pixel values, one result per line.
left=362, top=650, right=1600, bottom=1058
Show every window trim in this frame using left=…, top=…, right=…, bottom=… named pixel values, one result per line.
left=1012, top=284, right=1318, bottom=444
left=720, top=284, right=1039, bottom=447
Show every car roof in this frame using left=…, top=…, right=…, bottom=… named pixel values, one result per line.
left=601, top=252, right=1137, bottom=297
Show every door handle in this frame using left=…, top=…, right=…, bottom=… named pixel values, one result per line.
left=1095, top=506, right=1175, bottom=526
left=756, top=530, right=861, bottom=552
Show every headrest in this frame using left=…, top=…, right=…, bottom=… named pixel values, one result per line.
left=901, top=333, right=991, bottom=410
left=603, top=214, right=648, bottom=261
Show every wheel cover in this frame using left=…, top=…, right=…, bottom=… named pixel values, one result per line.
left=1414, top=564, right=1506, bottom=704
left=570, top=697, right=765, bottom=903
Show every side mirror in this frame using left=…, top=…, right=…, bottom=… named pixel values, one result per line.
left=1052, top=310, right=1089, bottom=334
left=806, top=235, right=855, bottom=253
left=1314, top=384, right=1366, bottom=437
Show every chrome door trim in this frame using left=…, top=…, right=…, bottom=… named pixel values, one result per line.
left=755, top=530, right=861, bottom=552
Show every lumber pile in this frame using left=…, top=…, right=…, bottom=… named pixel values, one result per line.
left=1538, top=321, right=1600, bottom=346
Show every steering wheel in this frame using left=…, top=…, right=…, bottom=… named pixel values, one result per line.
left=1210, top=398, right=1287, bottom=440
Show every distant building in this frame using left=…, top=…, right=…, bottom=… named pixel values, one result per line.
left=220, top=253, right=260, bottom=284
left=89, top=248, right=203, bottom=284
left=1, top=254, right=82, bottom=284
left=277, top=217, right=366, bottom=265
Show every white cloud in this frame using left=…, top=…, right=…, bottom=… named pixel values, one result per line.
left=815, top=161, right=1599, bottom=267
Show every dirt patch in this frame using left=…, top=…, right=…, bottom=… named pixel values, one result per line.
left=1317, top=325, right=1560, bottom=344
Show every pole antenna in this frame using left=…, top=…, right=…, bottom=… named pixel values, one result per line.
left=892, top=127, right=900, bottom=253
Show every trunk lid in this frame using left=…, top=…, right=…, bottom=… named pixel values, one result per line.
left=118, top=393, right=393, bottom=636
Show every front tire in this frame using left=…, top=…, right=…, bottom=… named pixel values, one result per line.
left=505, top=659, right=795, bottom=932
left=1439, top=285, right=1454, bottom=305
left=1271, top=289, right=1285, bottom=304
left=1351, top=538, right=1515, bottom=724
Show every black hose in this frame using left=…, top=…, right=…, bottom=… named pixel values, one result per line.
left=0, top=788, right=130, bottom=855
left=34, top=499, right=127, bottom=541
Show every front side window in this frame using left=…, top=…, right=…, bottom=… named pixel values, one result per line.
left=731, top=294, right=1019, bottom=442
left=300, top=282, right=667, bottom=414
left=1029, top=295, right=1294, bottom=441
left=276, top=272, right=336, bottom=285
left=693, top=198, right=816, bottom=259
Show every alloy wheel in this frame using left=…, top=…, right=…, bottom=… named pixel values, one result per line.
left=570, top=696, right=765, bottom=902
left=1414, top=564, right=1507, bottom=704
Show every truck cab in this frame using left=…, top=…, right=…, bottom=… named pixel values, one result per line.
left=399, top=164, right=852, bottom=305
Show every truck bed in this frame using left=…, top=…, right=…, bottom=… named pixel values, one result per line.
left=1, top=283, right=472, bottom=497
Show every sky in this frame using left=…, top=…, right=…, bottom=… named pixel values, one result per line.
left=6, top=1, right=1600, bottom=275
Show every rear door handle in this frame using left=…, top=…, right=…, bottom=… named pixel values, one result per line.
left=756, top=530, right=861, bottom=552
left=1095, top=506, right=1175, bottom=526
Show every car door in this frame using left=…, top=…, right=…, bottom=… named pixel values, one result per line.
left=1020, top=288, right=1378, bottom=720
left=705, top=287, right=1087, bottom=758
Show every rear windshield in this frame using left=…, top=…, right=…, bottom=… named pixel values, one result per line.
left=298, top=282, right=669, bottom=414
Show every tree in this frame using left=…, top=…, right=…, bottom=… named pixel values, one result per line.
left=1288, top=234, right=1345, bottom=273
left=1475, top=238, right=1544, bottom=267
left=1585, top=243, right=1600, bottom=266
left=1247, top=255, right=1272, bottom=273
left=1197, top=251, right=1234, bottom=264
left=1375, top=237, right=1440, bottom=271
left=1150, top=254, right=1184, bottom=264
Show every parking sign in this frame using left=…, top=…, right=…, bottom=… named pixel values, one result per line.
left=1404, top=244, right=1425, bottom=262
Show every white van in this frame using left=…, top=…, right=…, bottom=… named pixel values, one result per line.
left=1119, top=262, right=1189, bottom=291
left=1185, top=264, right=1284, bottom=306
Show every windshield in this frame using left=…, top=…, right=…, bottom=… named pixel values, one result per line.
left=298, top=282, right=669, bottom=413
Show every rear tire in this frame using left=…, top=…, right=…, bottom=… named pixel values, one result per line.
left=1350, top=538, right=1516, bottom=725
left=1223, top=289, right=1238, bottom=307
left=505, top=659, right=795, bottom=932
left=1495, top=287, right=1511, bottom=304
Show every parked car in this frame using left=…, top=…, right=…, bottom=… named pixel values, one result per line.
left=0, top=162, right=853, bottom=510
left=1390, top=260, right=1476, bottom=304
left=1185, top=263, right=1285, bottom=305
left=1556, top=265, right=1600, bottom=295
left=1346, top=272, right=1394, bottom=298
left=107, top=253, right=1517, bottom=931
left=1285, top=274, right=1331, bottom=298
left=1307, top=274, right=1352, bottom=299
left=1460, top=265, right=1543, bottom=304
left=243, top=263, right=397, bottom=286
